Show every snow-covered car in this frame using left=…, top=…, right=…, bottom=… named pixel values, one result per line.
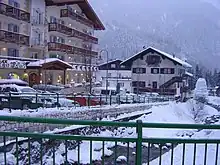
left=0, top=85, right=79, bottom=108
left=37, top=90, right=80, bottom=107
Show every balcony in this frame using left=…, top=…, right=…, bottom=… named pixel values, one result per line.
left=48, top=23, right=72, bottom=36
left=60, top=9, right=94, bottom=28
left=48, top=42, right=98, bottom=56
left=73, top=46, right=98, bottom=56
left=72, top=28, right=98, bottom=44
left=0, top=3, right=30, bottom=23
left=48, top=23, right=98, bottom=44
left=0, top=30, right=29, bottom=46
left=48, top=42, right=72, bottom=54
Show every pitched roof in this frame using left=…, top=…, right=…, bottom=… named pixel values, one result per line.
left=98, top=59, right=122, bottom=67
left=121, top=47, right=192, bottom=68
left=27, top=58, right=72, bottom=70
left=45, top=0, right=105, bottom=30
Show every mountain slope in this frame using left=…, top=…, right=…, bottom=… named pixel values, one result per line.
left=90, top=0, right=220, bottom=69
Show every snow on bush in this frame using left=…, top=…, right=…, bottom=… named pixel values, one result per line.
left=192, top=78, right=209, bottom=121
left=194, top=78, right=208, bottom=103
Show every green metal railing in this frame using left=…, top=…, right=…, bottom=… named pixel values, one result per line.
left=0, top=116, right=219, bottom=165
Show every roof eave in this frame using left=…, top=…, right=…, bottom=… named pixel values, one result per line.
left=45, top=0, right=105, bottom=31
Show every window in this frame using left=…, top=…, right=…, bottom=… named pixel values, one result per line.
left=9, top=0, right=20, bottom=8
left=119, top=83, right=124, bottom=87
left=8, top=24, right=19, bottom=33
left=8, top=48, right=19, bottom=57
left=30, top=52, right=38, bottom=59
left=160, top=68, right=175, bottom=74
left=50, top=16, right=57, bottom=23
left=111, top=64, right=116, bottom=68
left=132, top=81, right=146, bottom=87
left=146, top=55, right=161, bottom=65
left=132, top=68, right=146, bottom=74
left=151, top=68, right=159, bottom=74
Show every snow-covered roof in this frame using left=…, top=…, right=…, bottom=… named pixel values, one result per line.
left=0, top=79, right=28, bottom=86
left=98, top=59, right=122, bottom=67
left=185, top=71, right=194, bottom=77
left=27, top=58, right=72, bottom=68
left=121, top=47, right=192, bottom=68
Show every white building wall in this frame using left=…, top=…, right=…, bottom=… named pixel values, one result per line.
left=131, top=52, right=185, bottom=88
left=97, top=70, right=132, bottom=92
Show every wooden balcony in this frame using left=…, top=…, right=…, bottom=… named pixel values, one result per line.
left=0, top=30, right=29, bottom=46
left=48, top=42, right=72, bottom=54
left=48, top=23, right=98, bottom=44
left=72, top=28, right=98, bottom=44
left=48, top=42, right=98, bottom=56
left=60, top=9, right=94, bottom=28
left=48, top=23, right=72, bottom=36
left=73, top=46, right=98, bottom=56
left=0, top=3, right=30, bottom=23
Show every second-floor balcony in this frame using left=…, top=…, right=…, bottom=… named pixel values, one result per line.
left=48, top=23, right=98, bottom=44
left=72, top=28, right=98, bottom=44
left=47, top=42, right=98, bottom=56
left=60, top=9, right=94, bottom=28
left=48, top=42, right=73, bottom=54
left=0, top=30, right=29, bottom=46
left=48, top=23, right=72, bottom=36
left=0, top=3, right=30, bottom=23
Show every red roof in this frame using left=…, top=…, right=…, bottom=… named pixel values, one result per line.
left=46, top=0, right=105, bottom=30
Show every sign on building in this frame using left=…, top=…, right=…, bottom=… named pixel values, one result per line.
left=0, top=60, right=27, bottom=69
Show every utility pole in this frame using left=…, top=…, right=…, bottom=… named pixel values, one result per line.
left=100, top=49, right=109, bottom=102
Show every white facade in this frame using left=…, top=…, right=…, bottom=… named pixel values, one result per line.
left=121, top=47, right=192, bottom=95
left=131, top=53, right=185, bottom=88
left=97, top=70, right=132, bottom=92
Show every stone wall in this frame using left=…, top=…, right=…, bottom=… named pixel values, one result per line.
left=0, top=103, right=168, bottom=143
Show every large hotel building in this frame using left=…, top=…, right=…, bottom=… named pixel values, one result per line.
left=0, top=0, right=104, bottom=86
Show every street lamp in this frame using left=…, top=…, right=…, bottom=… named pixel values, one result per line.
left=99, top=49, right=109, bottom=102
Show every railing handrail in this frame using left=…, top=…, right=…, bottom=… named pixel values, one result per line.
left=0, top=115, right=220, bottom=130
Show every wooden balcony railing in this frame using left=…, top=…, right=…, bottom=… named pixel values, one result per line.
left=48, top=42, right=72, bottom=54
left=48, top=23, right=72, bottom=36
left=73, top=46, right=98, bottom=56
left=72, top=28, right=98, bottom=44
left=49, top=23, right=98, bottom=44
left=0, top=3, right=30, bottom=23
left=60, top=9, right=94, bottom=28
left=0, top=30, right=29, bottom=46
left=48, top=42, right=98, bottom=56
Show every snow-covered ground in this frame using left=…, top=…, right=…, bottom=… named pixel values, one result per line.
left=208, top=96, right=220, bottom=105
left=0, top=100, right=220, bottom=164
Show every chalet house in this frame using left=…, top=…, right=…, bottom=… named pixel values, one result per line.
left=120, top=47, right=193, bottom=95
left=97, top=59, right=132, bottom=92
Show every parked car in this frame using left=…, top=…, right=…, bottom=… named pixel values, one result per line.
left=0, top=85, right=79, bottom=109
left=0, top=85, right=43, bottom=110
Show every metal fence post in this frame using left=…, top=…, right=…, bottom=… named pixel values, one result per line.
left=56, top=93, right=59, bottom=106
left=110, top=95, right=112, bottom=105
left=118, top=95, right=121, bottom=105
left=36, top=93, right=38, bottom=104
left=136, top=120, right=142, bottom=165
left=100, top=95, right=102, bottom=106
left=88, top=95, right=90, bottom=108
left=9, top=92, right=11, bottom=112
